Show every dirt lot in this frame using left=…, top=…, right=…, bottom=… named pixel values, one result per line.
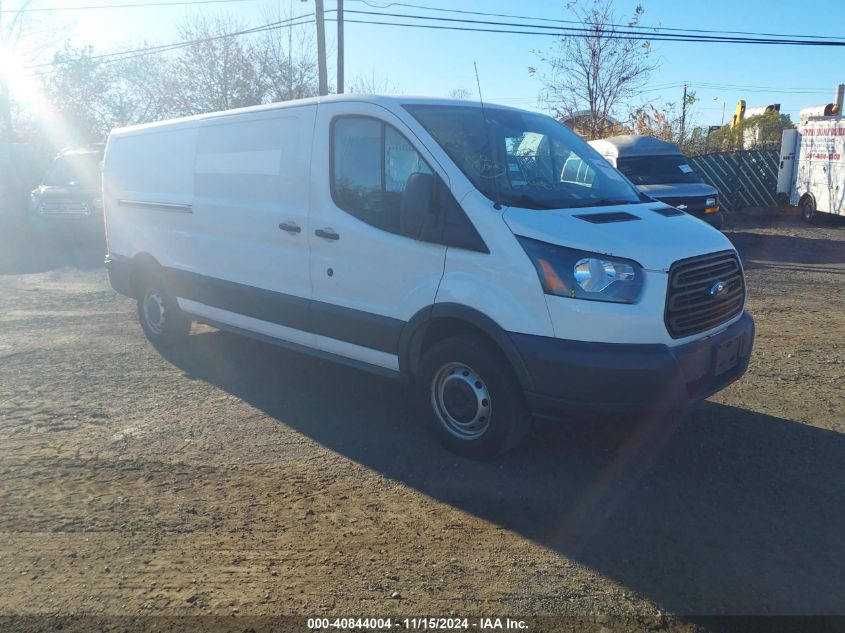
left=1, top=209, right=843, bottom=630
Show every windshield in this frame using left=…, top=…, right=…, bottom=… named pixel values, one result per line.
left=616, top=155, right=702, bottom=185
left=44, top=154, right=102, bottom=189
left=405, top=105, right=642, bottom=210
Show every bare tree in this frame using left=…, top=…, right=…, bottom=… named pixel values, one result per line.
left=258, top=7, right=319, bottom=102
left=0, top=0, right=64, bottom=140
left=37, top=44, right=123, bottom=145
left=111, top=48, right=180, bottom=124
left=535, top=0, right=656, bottom=139
left=628, top=90, right=697, bottom=145
left=169, top=14, right=264, bottom=115
left=347, top=70, right=402, bottom=95
left=449, top=88, right=473, bottom=100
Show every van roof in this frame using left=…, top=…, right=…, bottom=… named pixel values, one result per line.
left=108, top=94, right=529, bottom=137
left=588, top=134, right=685, bottom=158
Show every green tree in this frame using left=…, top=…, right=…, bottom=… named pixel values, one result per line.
left=708, top=111, right=794, bottom=152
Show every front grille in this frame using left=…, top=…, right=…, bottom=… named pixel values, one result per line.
left=654, top=195, right=707, bottom=215
left=38, top=201, right=90, bottom=215
left=665, top=251, right=745, bottom=338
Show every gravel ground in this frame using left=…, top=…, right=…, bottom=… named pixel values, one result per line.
left=0, top=208, right=843, bottom=631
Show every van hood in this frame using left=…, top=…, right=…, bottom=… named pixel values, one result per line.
left=503, top=202, right=734, bottom=271
left=638, top=182, right=718, bottom=200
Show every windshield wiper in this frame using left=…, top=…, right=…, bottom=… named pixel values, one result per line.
left=499, top=193, right=556, bottom=210
left=564, top=198, right=639, bottom=209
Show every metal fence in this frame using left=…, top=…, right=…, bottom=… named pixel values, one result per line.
left=688, top=150, right=779, bottom=213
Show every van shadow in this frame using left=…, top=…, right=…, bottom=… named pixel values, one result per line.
left=725, top=208, right=845, bottom=232
left=726, top=231, right=845, bottom=267
left=161, top=332, right=845, bottom=615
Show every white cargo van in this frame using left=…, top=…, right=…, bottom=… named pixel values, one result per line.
left=103, top=95, right=754, bottom=458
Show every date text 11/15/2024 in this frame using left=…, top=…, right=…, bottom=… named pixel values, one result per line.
left=306, top=617, right=529, bottom=630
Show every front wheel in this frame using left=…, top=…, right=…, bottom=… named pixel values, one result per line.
left=136, top=271, right=190, bottom=347
left=415, top=335, right=532, bottom=459
left=801, top=196, right=817, bottom=224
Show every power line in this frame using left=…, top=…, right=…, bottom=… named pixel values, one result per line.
left=685, top=82, right=833, bottom=94
left=1, top=0, right=256, bottom=12
left=349, top=0, right=845, bottom=42
left=27, top=13, right=315, bottom=72
left=332, top=15, right=845, bottom=46
left=23, top=2, right=845, bottom=80
left=346, top=9, right=845, bottom=45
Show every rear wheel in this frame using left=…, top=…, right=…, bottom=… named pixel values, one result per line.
left=136, top=270, right=190, bottom=347
left=801, top=196, right=817, bottom=224
left=416, top=335, right=532, bottom=459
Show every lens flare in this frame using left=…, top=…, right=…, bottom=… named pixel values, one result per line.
left=0, top=45, right=79, bottom=148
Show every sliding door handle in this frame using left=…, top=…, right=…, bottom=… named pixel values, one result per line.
left=278, top=222, right=301, bottom=233
left=315, top=228, right=340, bottom=240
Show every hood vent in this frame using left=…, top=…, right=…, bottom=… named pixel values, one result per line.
left=651, top=206, right=686, bottom=217
left=574, top=211, right=641, bottom=224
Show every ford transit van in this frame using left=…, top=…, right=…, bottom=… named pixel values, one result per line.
left=589, top=135, right=723, bottom=229
left=103, top=96, right=754, bottom=458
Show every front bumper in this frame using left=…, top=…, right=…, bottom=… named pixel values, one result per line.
left=699, top=211, right=723, bottom=230
left=105, top=253, right=133, bottom=297
left=511, top=312, right=754, bottom=418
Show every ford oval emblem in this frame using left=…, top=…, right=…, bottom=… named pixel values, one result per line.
left=709, top=280, right=728, bottom=297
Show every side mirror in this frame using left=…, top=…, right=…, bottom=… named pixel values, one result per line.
left=399, top=172, right=437, bottom=239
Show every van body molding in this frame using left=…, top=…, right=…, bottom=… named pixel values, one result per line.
left=118, top=199, right=193, bottom=213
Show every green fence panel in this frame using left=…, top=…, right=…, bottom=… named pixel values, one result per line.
left=688, top=150, right=779, bottom=213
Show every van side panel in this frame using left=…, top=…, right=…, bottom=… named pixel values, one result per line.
left=104, top=126, right=198, bottom=267
left=188, top=107, right=316, bottom=300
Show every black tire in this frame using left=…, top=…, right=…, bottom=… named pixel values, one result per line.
left=801, top=196, right=817, bottom=224
left=415, top=334, right=532, bottom=459
left=135, top=269, right=190, bottom=347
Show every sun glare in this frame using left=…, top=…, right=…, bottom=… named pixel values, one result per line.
left=0, top=45, right=40, bottom=106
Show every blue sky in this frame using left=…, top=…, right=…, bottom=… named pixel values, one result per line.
left=31, top=0, right=845, bottom=125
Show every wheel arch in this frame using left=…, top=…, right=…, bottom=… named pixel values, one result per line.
left=799, top=192, right=818, bottom=223
left=399, top=303, right=534, bottom=392
left=128, top=252, right=165, bottom=299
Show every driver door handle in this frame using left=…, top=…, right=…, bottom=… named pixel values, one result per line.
left=315, top=228, right=340, bottom=240
left=278, top=222, right=301, bottom=233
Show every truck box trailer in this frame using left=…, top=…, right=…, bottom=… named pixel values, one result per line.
left=778, top=84, right=845, bottom=222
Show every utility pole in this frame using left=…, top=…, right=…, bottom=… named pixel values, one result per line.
left=315, top=0, right=328, bottom=96
left=679, top=83, right=688, bottom=147
left=714, top=96, right=725, bottom=127
left=336, top=0, right=344, bottom=94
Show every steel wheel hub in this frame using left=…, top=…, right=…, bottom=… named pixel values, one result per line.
left=431, top=362, right=491, bottom=440
left=143, top=289, right=166, bottom=335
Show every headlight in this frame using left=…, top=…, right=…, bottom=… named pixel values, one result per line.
left=517, top=236, right=644, bottom=304
left=705, top=195, right=719, bottom=214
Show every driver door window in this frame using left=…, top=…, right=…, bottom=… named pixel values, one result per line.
left=332, top=117, right=432, bottom=234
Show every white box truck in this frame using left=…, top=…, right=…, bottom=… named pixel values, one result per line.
left=778, top=84, right=845, bottom=223
left=103, top=95, right=754, bottom=458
